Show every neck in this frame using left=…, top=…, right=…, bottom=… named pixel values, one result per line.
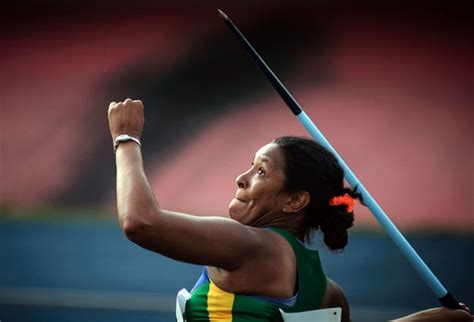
left=253, top=211, right=306, bottom=241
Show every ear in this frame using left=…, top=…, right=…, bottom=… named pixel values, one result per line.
left=282, top=191, right=310, bottom=213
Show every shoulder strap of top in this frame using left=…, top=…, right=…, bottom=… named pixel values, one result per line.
left=269, top=227, right=328, bottom=312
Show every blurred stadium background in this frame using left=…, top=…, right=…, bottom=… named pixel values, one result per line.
left=1, top=1, right=472, bottom=321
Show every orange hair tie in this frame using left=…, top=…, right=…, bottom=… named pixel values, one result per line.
left=329, top=193, right=355, bottom=213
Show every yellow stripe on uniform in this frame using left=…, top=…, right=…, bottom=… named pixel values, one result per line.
left=207, top=280, right=235, bottom=321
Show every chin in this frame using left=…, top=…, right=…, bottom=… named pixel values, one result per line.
left=228, top=208, right=244, bottom=223
left=228, top=199, right=241, bottom=219
left=228, top=208, right=239, bottom=221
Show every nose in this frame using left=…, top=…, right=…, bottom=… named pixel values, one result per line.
left=235, top=171, right=247, bottom=189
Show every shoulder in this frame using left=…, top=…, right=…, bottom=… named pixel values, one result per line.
left=249, top=228, right=297, bottom=277
left=211, top=227, right=297, bottom=297
left=232, top=226, right=297, bottom=263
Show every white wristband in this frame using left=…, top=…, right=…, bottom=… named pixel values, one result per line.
left=114, top=134, right=141, bottom=153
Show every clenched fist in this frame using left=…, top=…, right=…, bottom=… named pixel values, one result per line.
left=108, top=98, right=144, bottom=142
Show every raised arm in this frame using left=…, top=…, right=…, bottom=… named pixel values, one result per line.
left=108, top=99, right=274, bottom=271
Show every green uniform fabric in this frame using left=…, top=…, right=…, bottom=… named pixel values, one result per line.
left=270, top=227, right=328, bottom=312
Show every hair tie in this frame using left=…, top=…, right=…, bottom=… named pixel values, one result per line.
left=329, top=193, right=355, bottom=213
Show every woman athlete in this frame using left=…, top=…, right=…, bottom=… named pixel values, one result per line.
left=108, top=98, right=471, bottom=322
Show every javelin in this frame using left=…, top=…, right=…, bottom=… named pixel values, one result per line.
left=217, top=9, right=461, bottom=309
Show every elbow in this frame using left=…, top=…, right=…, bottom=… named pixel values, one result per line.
left=118, top=207, right=161, bottom=244
left=121, top=217, right=148, bottom=242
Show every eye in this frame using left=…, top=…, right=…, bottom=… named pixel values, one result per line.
left=257, top=167, right=266, bottom=176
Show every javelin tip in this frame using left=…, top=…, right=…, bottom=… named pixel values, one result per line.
left=217, top=9, right=229, bottom=21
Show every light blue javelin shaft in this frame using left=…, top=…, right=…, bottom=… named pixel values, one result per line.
left=297, top=111, right=447, bottom=298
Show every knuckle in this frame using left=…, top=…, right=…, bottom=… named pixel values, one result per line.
left=131, top=100, right=143, bottom=109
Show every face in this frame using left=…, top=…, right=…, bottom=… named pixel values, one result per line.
left=229, top=143, right=290, bottom=226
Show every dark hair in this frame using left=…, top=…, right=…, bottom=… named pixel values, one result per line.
left=273, top=136, right=361, bottom=251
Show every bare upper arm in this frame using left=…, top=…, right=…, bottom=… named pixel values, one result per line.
left=321, top=279, right=351, bottom=322
left=125, top=208, right=276, bottom=271
left=391, top=307, right=473, bottom=322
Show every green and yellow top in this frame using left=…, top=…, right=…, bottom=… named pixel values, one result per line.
left=185, top=228, right=328, bottom=321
